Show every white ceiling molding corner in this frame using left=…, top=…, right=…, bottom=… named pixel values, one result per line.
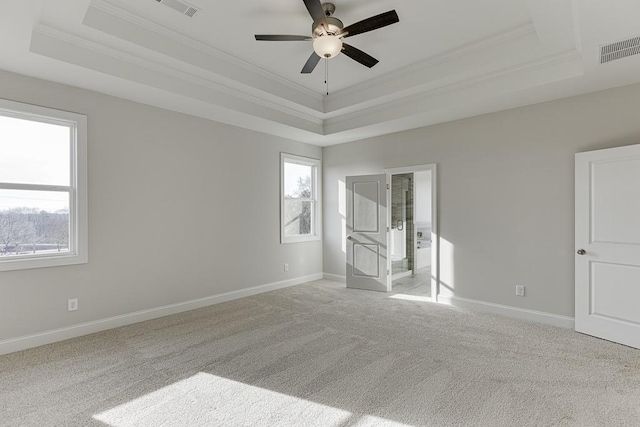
left=526, top=0, right=578, bottom=50
left=324, top=23, right=542, bottom=114
left=73, top=1, right=584, bottom=138
left=324, top=49, right=584, bottom=135
left=84, top=0, right=324, bottom=112
left=30, top=25, right=324, bottom=134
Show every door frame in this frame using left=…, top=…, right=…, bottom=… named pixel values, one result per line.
left=384, top=164, right=439, bottom=300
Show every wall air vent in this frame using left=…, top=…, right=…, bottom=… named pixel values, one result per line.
left=600, top=36, right=640, bottom=64
left=155, top=0, right=199, bottom=17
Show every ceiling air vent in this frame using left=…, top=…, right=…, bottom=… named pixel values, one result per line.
left=155, top=0, right=199, bottom=17
left=600, top=36, right=640, bottom=64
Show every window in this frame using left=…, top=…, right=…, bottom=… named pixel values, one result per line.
left=281, top=153, right=321, bottom=243
left=0, top=99, right=87, bottom=272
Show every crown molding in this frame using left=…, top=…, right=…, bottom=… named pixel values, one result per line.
left=327, top=23, right=537, bottom=103
left=324, top=23, right=539, bottom=114
left=84, top=1, right=548, bottom=117
left=85, top=0, right=324, bottom=111
left=324, top=49, right=583, bottom=133
left=25, top=1, right=587, bottom=146
left=29, top=23, right=583, bottom=143
left=31, top=25, right=323, bottom=129
left=526, top=0, right=578, bottom=49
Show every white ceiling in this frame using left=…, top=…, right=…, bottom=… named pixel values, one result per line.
left=2, top=0, right=640, bottom=146
left=114, top=0, right=533, bottom=93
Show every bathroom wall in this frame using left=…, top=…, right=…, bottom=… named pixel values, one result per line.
left=415, top=171, right=432, bottom=269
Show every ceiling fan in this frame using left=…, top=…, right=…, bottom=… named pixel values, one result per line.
left=255, top=0, right=399, bottom=74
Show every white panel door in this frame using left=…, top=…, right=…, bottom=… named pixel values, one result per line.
left=346, top=174, right=389, bottom=292
left=575, top=144, right=640, bottom=349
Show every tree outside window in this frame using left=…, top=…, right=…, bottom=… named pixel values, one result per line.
left=0, top=99, right=87, bottom=272
left=281, top=154, right=321, bottom=243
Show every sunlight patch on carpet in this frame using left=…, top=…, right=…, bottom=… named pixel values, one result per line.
left=94, top=372, right=365, bottom=426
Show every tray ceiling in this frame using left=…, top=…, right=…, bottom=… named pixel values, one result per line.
left=2, top=0, right=640, bottom=145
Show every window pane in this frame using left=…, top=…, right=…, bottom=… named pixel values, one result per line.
left=284, top=162, right=312, bottom=198
left=284, top=199, right=312, bottom=236
left=0, top=115, right=71, bottom=186
left=0, top=189, right=70, bottom=257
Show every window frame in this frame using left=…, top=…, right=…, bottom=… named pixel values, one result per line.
left=280, top=153, right=321, bottom=244
left=0, top=99, right=88, bottom=272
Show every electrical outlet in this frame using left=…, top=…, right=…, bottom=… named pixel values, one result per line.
left=515, top=285, right=525, bottom=297
left=284, top=263, right=289, bottom=272
left=68, top=298, right=78, bottom=312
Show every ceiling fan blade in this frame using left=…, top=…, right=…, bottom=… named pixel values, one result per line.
left=301, top=52, right=321, bottom=73
left=255, top=35, right=312, bottom=41
left=342, top=43, right=379, bottom=68
left=341, top=10, right=399, bottom=38
left=303, top=0, right=327, bottom=24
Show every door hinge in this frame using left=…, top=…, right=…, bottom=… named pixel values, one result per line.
left=387, top=269, right=390, bottom=275
left=387, top=227, right=390, bottom=232
left=386, top=183, right=390, bottom=190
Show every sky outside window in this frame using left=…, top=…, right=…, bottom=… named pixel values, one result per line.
left=284, top=162, right=312, bottom=198
left=0, top=115, right=70, bottom=188
left=0, top=115, right=71, bottom=212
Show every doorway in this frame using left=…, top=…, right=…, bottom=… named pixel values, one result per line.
left=385, top=165, right=438, bottom=301
left=345, top=164, right=438, bottom=297
left=390, top=173, right=414, bottom=280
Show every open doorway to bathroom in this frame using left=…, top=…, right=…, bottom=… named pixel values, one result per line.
left=386, top=165, right=437, bottom=300
left=390, top=173, right=414, bottom=280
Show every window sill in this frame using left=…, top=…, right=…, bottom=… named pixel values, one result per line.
left=0, top=253, right=88, bottom=272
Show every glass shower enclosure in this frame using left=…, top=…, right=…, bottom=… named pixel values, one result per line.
left=390, top=173, right=414, bottom=278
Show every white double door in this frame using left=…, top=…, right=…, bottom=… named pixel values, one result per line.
left=575, top=144, right=640, bottom=349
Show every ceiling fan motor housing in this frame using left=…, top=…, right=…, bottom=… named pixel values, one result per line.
left=313, top=17, right=344, bottom=37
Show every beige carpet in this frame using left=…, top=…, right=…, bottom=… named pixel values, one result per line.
left=1, top=279, right=639, bottom=426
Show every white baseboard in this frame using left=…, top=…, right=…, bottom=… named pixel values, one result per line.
left=437, top=294, right=575, bottom=329
left=0, top=273, right=323, bottom=356
left=323, top=273, right=346, bottom=283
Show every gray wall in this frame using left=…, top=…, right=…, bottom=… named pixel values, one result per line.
left=0, top=71, right=322, bottom=341
left=323, top=82, right=640, bottom=317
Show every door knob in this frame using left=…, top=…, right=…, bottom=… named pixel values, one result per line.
left=577, top=249, right=586, bottom=255
left=347, top=235, right=353, bottom=241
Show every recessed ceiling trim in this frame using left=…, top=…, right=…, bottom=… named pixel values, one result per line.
left=31, top=21, right=582, bottom=144
left=325, top=49, right=583, bottom=132
left=30, top=25, right=323, bottom=130
left=338, top=23, right=535, bottom=90
left=325, top=23, right=539, bottom=114
left=87, top=0, right=323, bottom=108
left=84, top=2, right=544, bottom=116
left=84, top=1, right=581, bottom=121
left=29, top=18, right=583, bottom=144
left=526, top=0, right=578, bottom=50
left=18, top=0, right=590, bottom=147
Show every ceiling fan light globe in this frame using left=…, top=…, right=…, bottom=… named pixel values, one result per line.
left=313, top=35, right=343, bottom=59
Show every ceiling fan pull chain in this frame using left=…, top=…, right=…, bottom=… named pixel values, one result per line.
left=325, top=58, right=329, bottom=95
